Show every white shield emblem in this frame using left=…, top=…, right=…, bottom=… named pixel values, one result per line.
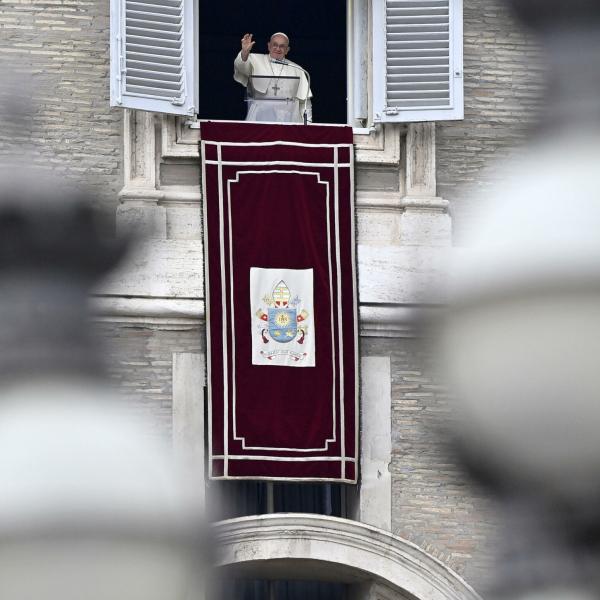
left=250, top=268, right=315, bottom=367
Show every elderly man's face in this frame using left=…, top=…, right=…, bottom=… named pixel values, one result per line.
left=268, top=35, right=290, bottom=61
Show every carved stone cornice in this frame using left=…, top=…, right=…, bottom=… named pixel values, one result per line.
left=91, top=296, right=440, bottom=338
left=213, top=514, right=480, bottom=600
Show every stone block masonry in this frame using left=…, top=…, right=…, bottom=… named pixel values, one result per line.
left=361, top=337, right=498, bottom=592
left=437, top=0, right=547, bottom=243
left=96, top=321, right=497, bottom=591
left=0, top=0, right=123, bottom=226
left=94, top=322, right=205, bottom=440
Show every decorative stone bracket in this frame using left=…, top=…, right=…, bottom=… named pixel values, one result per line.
left=117, top=110, right=166, bottom=239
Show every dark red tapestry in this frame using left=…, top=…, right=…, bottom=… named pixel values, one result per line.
left=201, top=121, right=358, bottom=482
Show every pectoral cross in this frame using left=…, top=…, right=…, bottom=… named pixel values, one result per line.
left=272, top=82, right=281, bottom=96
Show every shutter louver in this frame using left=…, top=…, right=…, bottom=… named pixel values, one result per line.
left=125, top=0, right=184, bottom=102
left=386, top=0, right=451, bottom=109
left=373, top=0, right=463, bottom=122
left=110, top=0, right=198, bottom=115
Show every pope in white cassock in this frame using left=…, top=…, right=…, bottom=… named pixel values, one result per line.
left=234, top=32, right=313, bottom=124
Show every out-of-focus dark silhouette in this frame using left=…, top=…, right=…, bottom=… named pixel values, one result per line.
left=0, top=82, right=206, bottom=600
left=442, top=1, right=600, bottom=599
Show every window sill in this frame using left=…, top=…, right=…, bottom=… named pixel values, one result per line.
left=185, top=119, right=375, bottom=136
left=162, top=116, right=402, bottom=165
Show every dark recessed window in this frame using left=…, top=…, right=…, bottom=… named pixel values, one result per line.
left=216, top=579, right=348, bottom=600
left=198, top=0, right=347, bottom=124
left=209, top=481, right=346, bottom=521
left=209, top=481, right=350, bottom=600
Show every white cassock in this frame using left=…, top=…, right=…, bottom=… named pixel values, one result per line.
left=234, top=52, right=313, bottom=123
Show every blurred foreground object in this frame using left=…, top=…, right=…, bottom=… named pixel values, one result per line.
left=0, top=169, right=205, bottom=600
left=442, top=1, right=600, bottom=599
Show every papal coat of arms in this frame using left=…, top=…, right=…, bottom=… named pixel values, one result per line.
left=250, top=268, right=315, bottom=367
left=255, top=280, right=311, bottom=362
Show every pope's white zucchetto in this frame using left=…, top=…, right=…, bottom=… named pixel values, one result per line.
left=270, top=32, right=290, bottom=43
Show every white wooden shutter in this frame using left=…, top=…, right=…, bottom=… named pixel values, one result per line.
left=110, top=0, right=198, bottom=115
left=372, top=0, right=463, bottom=123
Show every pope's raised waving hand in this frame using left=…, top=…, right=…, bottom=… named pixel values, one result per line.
left=241, top=33, right=255, bottom=61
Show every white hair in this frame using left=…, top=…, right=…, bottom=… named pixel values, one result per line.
left=270, top=32, right=290, bottom=43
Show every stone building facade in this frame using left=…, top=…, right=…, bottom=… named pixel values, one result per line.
left=0, top=0, right=544, bottom=596
left=0, top=0, right=122, bottom=222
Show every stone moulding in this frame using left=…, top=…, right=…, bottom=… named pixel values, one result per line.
left=161, top=116, right=403, bottom=165
left=213, top=514, right=481, bottom=600
left=91, top=297, right=439, bottom=338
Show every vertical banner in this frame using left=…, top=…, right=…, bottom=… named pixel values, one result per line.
left=201, top=121, right=358, bottom=483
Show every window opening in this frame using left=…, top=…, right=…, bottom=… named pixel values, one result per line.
left=216, top=579, right=349, bottom=600
left=209, top=481, right=350, bottom=599
left=210, top=481, right=347, bottom=522
left=197, top=0, right=348, bottom=124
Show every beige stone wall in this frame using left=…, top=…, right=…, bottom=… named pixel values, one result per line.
left=361, top=337, right=496, bottom=592
left=95, top=321, right=204, bottom=438
left=0, top=0, right=123, bottom=223
left=437, top=0, right=547, bottom=243
left=96, top=320, right=495, bottom=593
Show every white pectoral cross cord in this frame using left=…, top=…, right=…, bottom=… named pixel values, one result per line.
left=269, top=60, right=285, bottom=96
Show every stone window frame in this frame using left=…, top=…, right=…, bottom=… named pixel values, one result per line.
left=172, top=353, right=393, bottom=527
left=110, top=0, right=464, bottom=126
left=172, top=353, right=402, bottom=594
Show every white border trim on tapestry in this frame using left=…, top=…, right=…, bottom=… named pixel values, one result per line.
left=350, top=145, right=360, bottom=470
left=203, top=140, right=353, bottom=148
left=201, top=140, right=214, bottom=476
left=227, top=171, right=337, bottom=453
left=203, top=138, right=359, bottom=483
left=212, top=455, right=357, bottom=463
left=205, top=161, right=351, bottom=168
